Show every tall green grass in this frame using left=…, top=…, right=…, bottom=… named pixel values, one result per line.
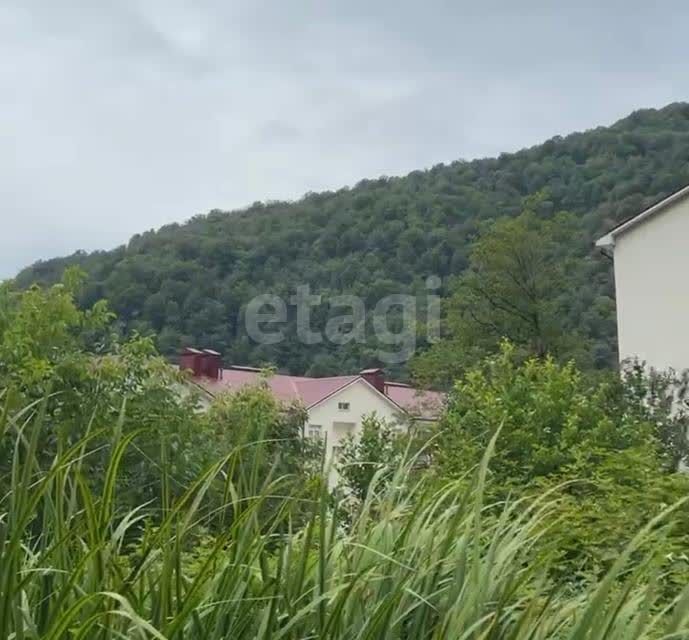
left=2, top=397, right=689, bottom=639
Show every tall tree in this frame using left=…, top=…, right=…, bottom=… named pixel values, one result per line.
left=412, top=199, right=592, bottom=387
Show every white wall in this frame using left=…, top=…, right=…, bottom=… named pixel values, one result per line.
left=306, top=379, right=406, bottom=485
left=613, top=197, right=689, bottom=372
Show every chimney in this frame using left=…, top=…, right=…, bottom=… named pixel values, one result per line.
left=179, top=347, right=223, bottom=380
left=360, top=368, right=385, bottom=394
left=201, top=349, right=222, bottom=380
left=179, top=347, right=204, bottom=377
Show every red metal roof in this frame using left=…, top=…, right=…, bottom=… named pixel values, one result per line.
left=192, top=367, right=444, bottom=419
left=383, top=382, right=445, bottom=421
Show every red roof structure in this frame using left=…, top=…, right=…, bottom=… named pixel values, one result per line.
left=187, top=362, right=445, bottom=420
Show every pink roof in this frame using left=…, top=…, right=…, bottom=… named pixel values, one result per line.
left=191, top=367, right=444, bottom=419
left=383, top=382, right=445, bottom=421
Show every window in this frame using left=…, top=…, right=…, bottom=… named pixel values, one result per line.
left=307, top=424, right=322, bottom=439
left=332, top=445, right=343, bottom=458
left=333, top=421, right=355, bottom=434
left=338, top=401, right=350, bottom=411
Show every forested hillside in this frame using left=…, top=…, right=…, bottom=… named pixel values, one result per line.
left=16, top=103, right=689, bottom=376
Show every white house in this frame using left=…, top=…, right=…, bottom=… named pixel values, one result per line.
left=178, top=348, right=445, bottom=483
left=596, top=184, right=689, bottom=372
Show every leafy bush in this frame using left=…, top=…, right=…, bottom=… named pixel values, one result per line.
left=200, top=382, right=322, bottom=523
left=437, top=342, right=689, bottom=581
left=335, top=414, right=402, bottom=501
left=619, top=359, right=689, bottom=470
left=0, top=276, right=329, bottom=528
left=438, top=342, right=688, bottom=484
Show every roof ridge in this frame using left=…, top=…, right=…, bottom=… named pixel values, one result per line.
left=298, top=374, right=356, bottom=383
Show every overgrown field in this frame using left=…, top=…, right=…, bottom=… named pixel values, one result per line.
left=3, top=398, right=689, bottom=639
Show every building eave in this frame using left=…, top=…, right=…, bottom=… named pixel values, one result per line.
left=595, top=232, right=615, bottom=249
left=595, top=183, right=689, bottom=250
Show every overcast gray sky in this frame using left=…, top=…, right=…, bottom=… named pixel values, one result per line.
left=2, top=0, right=688, bottom=278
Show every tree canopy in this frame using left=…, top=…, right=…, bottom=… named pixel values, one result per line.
left=411, top=200, right=597, bottom=385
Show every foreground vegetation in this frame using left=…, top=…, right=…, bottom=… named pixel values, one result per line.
left=5, top=396, right=689, bottom=639
left=4, top=271, right=689, bottom=637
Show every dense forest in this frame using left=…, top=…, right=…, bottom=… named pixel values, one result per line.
left=15, top=102, right=689, bottom=377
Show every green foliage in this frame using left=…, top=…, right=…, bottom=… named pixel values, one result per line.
left=438, top=342, right=650, bottom=485
left=0, top=280, right=210, bottom=514
left=620, top=360, right=689, bottom=470
left=336, top=413, right=402, bottom=501
left=0, top=277, right=325, bottom=529
left=0, top=267, right=114, bottom=394
left=4, top=281, right=689, bottom=636
left=201, top=383, right=321, bottom=501
left=436, top=342, right=689, bottom=581
left=412, top=204, right=594, bottom=386
left=17, top=103, right=689, bottom=375
left=5, top=400, right=689, bottom=638
left=541, top=446, right=689, bottom=588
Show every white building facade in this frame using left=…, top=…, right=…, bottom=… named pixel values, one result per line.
left=304, top=377, right=409, bottom=470
left=596, top=184, right=689, bottom=372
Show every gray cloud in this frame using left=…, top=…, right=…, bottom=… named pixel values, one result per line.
left=2, top=0, right=689, bottom=277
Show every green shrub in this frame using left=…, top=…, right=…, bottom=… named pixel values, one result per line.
left=437, top=342, right=689, bottom=583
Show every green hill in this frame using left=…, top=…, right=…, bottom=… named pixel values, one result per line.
left=15, top=102, right=689, bottom=376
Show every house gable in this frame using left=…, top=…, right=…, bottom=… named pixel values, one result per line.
left=306, top=376, right=408, bottom=417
